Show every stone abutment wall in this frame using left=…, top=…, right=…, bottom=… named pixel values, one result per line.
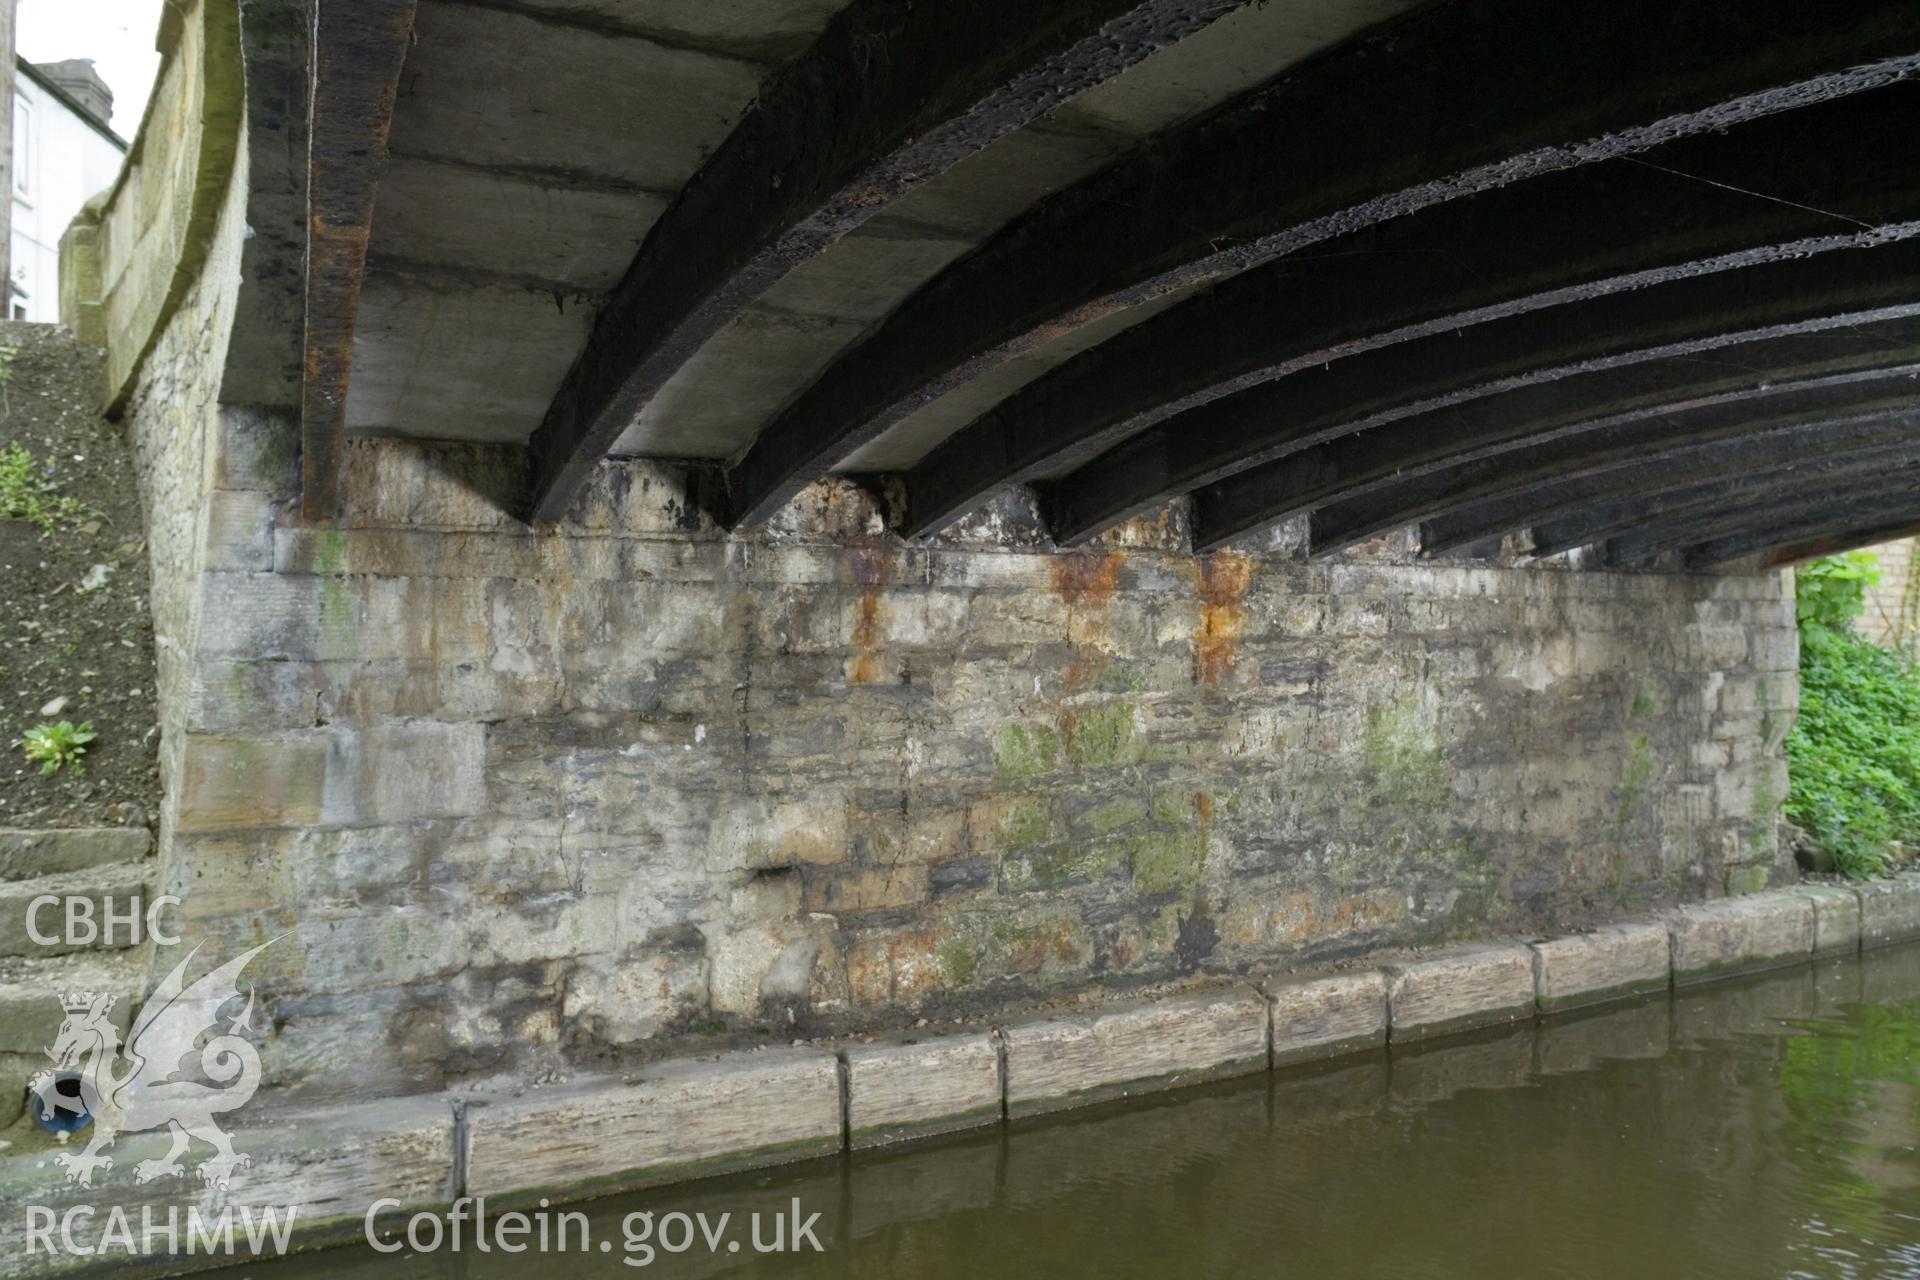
left=139, top=415, right=1797, bottom=1102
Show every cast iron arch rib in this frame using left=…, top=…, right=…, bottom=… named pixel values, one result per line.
left=301, top=0, right=419, bottom=522
left=1756, top=520, right=1920, bottom=569
left=1298, top=381, right=1920, bottom=557
left=1612, top=473, right=1920, bottom=567
left=897, top=84, right=1920, bottom=538
left=1221, top=335, right=1920, bottom=556
left=520, top=0, right=1260, bottom=523
left=1405, top=379, right=1920, bottom=556
left=1076, top=235, right=1920, bottom=550
left=720, top=0, right=1920, bottom=529
left=1520, top=438, right=1920, bottom=559
left=1320, top=365, right=1920, bottom=557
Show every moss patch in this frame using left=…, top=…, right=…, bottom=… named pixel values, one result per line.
left=937, top=940, right=978, bottom=987
left=1132, top=828, right=1207, bottom=894
left=992, top=793, right=1056, bottom=849
left=1618, top=731, right=1654, bottom=833
left=1066, top=703, right=1138, bottom=768
left=1073, top=796, right=1143, bottom=837
left=1001, top=840, right=1125, bottom=893
left=1356, top=696, right=1462, bottom=865
left=993, top=721, right=1059, bottom=778
left=1630, top=676, right=1660, bottom=721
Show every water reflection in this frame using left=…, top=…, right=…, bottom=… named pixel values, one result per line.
left=294, top=946, right=1920, bottom=1280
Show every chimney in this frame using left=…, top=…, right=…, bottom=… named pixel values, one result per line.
left=35, top=59, right=112, bottom=131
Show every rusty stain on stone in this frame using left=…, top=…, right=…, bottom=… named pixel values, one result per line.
left=1051, top=549, right=1124, bottom=684
left=1194, top=551, right=1253, bottom=687
left=848, top=927, right=946, bottom=1005
left=847, top=544, right=896, bottom=684
left=1049, top=548, right=1123, bottom=607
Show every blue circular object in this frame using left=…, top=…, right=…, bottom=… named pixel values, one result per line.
left=30, top=1073, right=91, bottom=1134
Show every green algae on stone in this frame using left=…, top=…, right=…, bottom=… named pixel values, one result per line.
left=994, top=721, right=1059, bottom=778
left=992, top=793, right=1056, bottom=849
left=1132, top=828, right=1207, bottom=894
left=938, top=939, right=979, bottom=987
left=1073, top=795, right=1144, bottom=838
left=1617, top=731, right=1654, bottom=834
left=1000, top=840, right=1126, bottom=893
left=1067, top=703, right=1138, bottom=768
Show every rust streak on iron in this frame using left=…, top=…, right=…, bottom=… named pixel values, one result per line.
left=300, top=0, right=417, bottom=524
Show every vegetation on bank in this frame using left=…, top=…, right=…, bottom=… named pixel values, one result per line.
left=0, top=323, right=158, bottom=828
left=1786, top=552, right=1920, bottom=878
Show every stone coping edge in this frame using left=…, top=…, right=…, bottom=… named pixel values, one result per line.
left=7, top=877, right=1915, bottom=1276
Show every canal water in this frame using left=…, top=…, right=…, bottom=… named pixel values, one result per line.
left=295, top=945, right=1920, bottom=1279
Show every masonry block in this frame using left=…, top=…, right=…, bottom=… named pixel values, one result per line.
left=1001, top=988, right=1268, bottom=1117
left=1857, top=875, right=1920, bottom=950
left=1791, top=884, right=1863, bottom=957
left=197, top=572, right=490, bottom=663
left=203, top=488, right=276, bottom=571
left=843, top=1031, right=1001, bottom=1147
left=175, top=723, right=486, bottom=832
left=464, top=1048, right=842, bottom=1200
left=223, top=1098, right=454, bottom=1233
left=1530, top=922, right=1671, bottom=1013
left=0, top=863, right=152, bottom=958
left=0, top=828, right=150, bottom=881
left=1385, top=943, right=1537, bottom=1040
left=0, top=951, right=142, bottom=1053
left=1262, top=970, right=1388, bottom=1065
left=0, top=1097, right=452, bottom=1269
left=176, top=734, right=328, bottom=831
left=1668, top=891, right=1813, bottom=984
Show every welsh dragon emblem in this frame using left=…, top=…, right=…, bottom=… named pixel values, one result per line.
left=29, top=941, right=274, bottom=1189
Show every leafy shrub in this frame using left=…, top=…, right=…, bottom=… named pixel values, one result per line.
left=16, top=720, right=96, bottom=777
left=1786, top=553, right=1920, bottom=878
left=1796, top=551, right=1880, bottom=630
left=0, top=442, right=84, bottom=534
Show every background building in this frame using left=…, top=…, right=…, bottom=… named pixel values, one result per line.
left=1859, top=537, right=1920, bottom=656
left=10, top=55, right=121, bottom=321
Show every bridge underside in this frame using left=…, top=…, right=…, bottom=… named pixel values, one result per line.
left=48, top=0, right=1850, bottom=1139
left=297, top=0, right=1920, bottom=569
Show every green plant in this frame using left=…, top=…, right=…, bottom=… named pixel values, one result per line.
left=0, top=442, right=84, bottom=534
left=16, top=720, right=96, bottom=777
left=0, top=344, right=17, bottom=418
left=1796, top=550, right=1881, bottom=629
left=1786, top=553, right=1920, bottom=878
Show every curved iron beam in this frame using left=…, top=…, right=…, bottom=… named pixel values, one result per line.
left=1306, top=360, right=1920, bottom=555
left=522, top=0, right=1257, bottom=522
left=1608, top=468, right=1920, bottom=565
left=1527, top=436, right=1920, bottom=557
left=1399, top=378, right=1920, bottom=556
left=1143, top=240, right=1920, bottom=549
left=1758, top=519, right=1920, bottom=568
left=898, top=85, right=1920, bottom=537
left=723, top=0, right=1920, bottom=528
left=1643, top=475, right=1920, bottom=564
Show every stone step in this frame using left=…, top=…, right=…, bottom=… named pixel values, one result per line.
left=0, top=828, right=151, bottom=883
left=0, top=862, right=156, bottom=957
left=0, top=949, right=148, bottom=1055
